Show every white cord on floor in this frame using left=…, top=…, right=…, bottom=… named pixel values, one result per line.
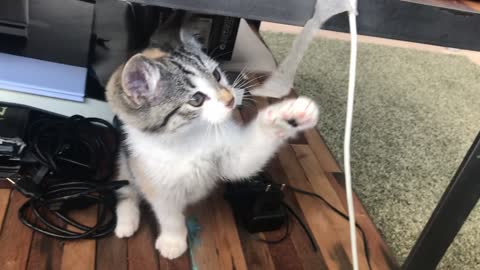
left=345, top=4, right=359, bottom=270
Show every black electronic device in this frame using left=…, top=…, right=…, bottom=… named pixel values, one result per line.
left=0, top=105, right=29, bottom=177
left=92, top=1, right=241, bottom=87
left=224, top=172, right=321, bottom=252
left=225, top=173, right=287, bottom=233
left=0, top=0, right=29, bottom=37
left=192, top=13, right=240, bottom=61
left=0, top=0, right=94, bottom=102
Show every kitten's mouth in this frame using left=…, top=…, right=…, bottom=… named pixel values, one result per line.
left=225, top=97, right=235, bottom=109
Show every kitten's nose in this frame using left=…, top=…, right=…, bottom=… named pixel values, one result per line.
left=218, top=88, right=235, bottom=108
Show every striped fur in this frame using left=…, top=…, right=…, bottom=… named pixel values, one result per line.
left=106, top=43, right=236, bottom=133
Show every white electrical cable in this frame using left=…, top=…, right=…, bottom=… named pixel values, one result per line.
left=250, top=1, right=360, bottom=268
left=345, top=5, right=359, bottom=270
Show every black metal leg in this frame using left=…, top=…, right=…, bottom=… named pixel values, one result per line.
left=403, top=132, right=480, bottom=270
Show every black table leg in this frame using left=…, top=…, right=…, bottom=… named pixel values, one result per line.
left=403, top=131, right=480, bottom=270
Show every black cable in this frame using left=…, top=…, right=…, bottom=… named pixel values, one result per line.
left=251, top=172, right=370, bottom=268
left=18, top=180, right=128, bottom=239
left=282, top=184, right=372, bottom=270
left=27, top=115, right=118, bottom=181
left=281, top=201, right=319, bottom=252
left=10, top=114, right=129, bottom=240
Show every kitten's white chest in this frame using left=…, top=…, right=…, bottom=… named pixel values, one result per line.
left=126, top=128, right=220, bottom=202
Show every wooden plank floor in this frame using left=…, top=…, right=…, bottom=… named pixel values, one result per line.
left=0, top=95, right=398, bottom=270
left=403, top=0, right=480, bottom=14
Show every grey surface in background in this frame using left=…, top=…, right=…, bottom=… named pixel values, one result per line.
left=129, top=0, right=316, bottom=26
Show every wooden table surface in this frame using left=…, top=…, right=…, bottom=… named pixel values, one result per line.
left=0, top=94, right=398, bottom=270
left=403, top=0, right=480, bottom=14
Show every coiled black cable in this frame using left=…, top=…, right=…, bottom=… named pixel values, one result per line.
left=19, top=180, right=128, bottom=239
left=26, top=115, right=118, bottom=181
left=13, top=114, right=129, bottom=240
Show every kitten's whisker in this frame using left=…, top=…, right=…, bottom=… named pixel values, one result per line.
left=210, top=125, right=218, bottom=145
left=241, top=71, right=267, bottom=80
left=236, top=78, right=257, bottom=89
left=241, top=84, right=265, bottom=91
left=242, top=93, right=255, bottom=99
left=213, top=124, right=223, bottom=143
left=233, top=89, right=246, bottom=101
left=233, top=87, right=244, bottom=94
left=220, top=124, right=225, bottom=139
left=234, top=74, right=255, bottom=89
left=202, top=123, right=211, bottom=143
left=241, top=97, right=259, bottom=103
left=242, top=100, right=258, bottom=106
left=241, top=97, right=258, bottom=103
left=211, top=50, right=234, bottom=60
left=237, top=68, right=250, bottom=84
left=236, top=85, right=259, bottom=94
left=252, top=73, right=270, bottom=81
left=242, top=102, right=258, bottom=108
left=239, top=102, right=258, bottom=110
left=217, top=124, right=225, bottom=140
left=236, top=74, right=269, bottom=89
left=212, top=124, right=218, bottom=143
left=239, top=78, right=270, bottom=90
left=208, top=44, right=222, bottom=57
left=232, top=66, right=248, bottom=88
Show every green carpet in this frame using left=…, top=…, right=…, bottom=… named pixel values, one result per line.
left=261, top=31, right=480, bottom=269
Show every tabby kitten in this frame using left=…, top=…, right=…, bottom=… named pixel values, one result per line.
left=106, top=32, right=319, bottom=259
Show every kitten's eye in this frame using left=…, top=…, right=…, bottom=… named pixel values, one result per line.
left=188, top=92, right=207, bottom=107
left=213, top=69, right=221, bottom=82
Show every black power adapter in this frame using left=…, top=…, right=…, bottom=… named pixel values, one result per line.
left=224, top=172, right=287, bottom=233
left=225, top=172, right=320, bottom=252
left=225, top=172, right=374, bottom=268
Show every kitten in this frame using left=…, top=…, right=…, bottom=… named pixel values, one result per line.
left=105, top=31, right=319, bottom=259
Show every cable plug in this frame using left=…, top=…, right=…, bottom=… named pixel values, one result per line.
left=5, top=173, right=42, bottom=198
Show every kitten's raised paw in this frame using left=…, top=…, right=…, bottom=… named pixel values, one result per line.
left=156, top=234, right=188, bottom=259
left=262, top=96, right=319, bottom=138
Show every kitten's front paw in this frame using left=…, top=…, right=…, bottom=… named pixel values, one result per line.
left=115, top=200, right=140, bottom=238
left=262, top=96, right=319, bottom=138
left=115, top=218, right=139, bottom=238
left=156, top=234, right=188, bottom=259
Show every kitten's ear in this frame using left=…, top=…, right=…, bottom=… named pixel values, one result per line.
left=179, top=15, right=204, bottom=49
left=121, top=53, right=160, bottom=106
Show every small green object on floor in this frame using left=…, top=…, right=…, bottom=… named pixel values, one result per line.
left=187, top=216, right=201, bottom=270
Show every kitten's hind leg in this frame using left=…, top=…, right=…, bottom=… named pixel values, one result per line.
left=115, top=153, right=141, bottom=238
